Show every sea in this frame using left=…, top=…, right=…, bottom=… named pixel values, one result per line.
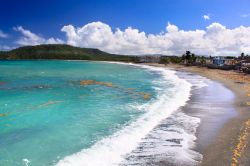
left=0, top=60, right=235, bottom=166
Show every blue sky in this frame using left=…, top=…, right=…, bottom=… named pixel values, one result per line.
left=1, top=0, right=250, bottom=55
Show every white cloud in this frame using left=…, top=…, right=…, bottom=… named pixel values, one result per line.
left=14, top=26, right=64, bottom=46
left=240, top=13, right=250, bottom=18
left=61, top=21, right=250, bottom=56
left=7, top=22, right=250, bottom=56
left=166, top=22, right=179, bottom=32
left=0, top=30, right=8, bottom=38
left=203, top=15, right=210, bottom=20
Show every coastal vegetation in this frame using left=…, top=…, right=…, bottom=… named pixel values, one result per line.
left=0, top=44, right=139, bottom=62
left=159, top=51, right=206, bottom=65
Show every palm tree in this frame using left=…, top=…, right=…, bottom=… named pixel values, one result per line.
left=191, top=53, right=196, bottom=64
left=241, top=52, right=245, bottom=59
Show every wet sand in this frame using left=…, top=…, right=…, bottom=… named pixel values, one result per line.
left=146, top=63, right=250, bottom=166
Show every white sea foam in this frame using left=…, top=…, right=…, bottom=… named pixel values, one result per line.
left=122, top=112, right=202, bottom=166
left=56, top=63, right=195, bottom=166
left=22, top=158, right=31, bottom=166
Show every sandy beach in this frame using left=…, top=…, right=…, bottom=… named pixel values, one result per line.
left=146, top=63, right=250, bottom=166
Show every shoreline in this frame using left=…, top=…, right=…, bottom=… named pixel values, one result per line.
left=1, top=60, right=249, bottom=165
left=145, top=63, right=250, bottom=165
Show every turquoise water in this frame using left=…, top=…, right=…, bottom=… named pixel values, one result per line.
left=0, top=60, right=169, bottom=166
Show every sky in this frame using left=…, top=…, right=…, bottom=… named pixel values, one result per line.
left=1, top=0, right=250, bottom=56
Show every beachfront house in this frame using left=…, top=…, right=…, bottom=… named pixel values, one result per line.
left=206, top=56, right=237, bottom=70
left=224, top=57, right=237, bottom=65
left=240, top=58, right=250, bottom=74
left=211, top=56, right=237, bottom=66
left=212, top=56, right=225, bottom=66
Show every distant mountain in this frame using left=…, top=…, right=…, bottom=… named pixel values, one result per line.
left=0, top=44, right=139, bottom=62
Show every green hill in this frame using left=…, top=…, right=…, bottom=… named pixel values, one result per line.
left=0, top=44, right=139, bottom=62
